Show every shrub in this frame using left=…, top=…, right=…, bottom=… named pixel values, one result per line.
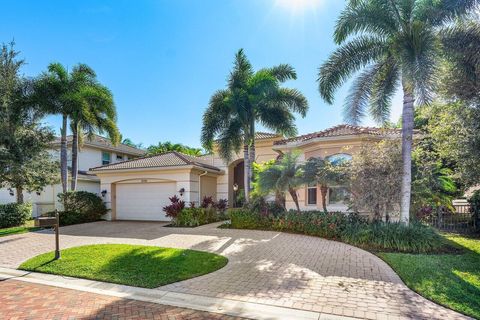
left=57, top=191, right=107, bottom=226
left=162, top=195, right=185, bottom=219
left=174, top=207, right=219, bottom=227
left=245, top=196, right=284, bottom=217
left=0, top=203, right=32, bottom=228
left=341, top=221, right=444, bottom=253
left=228, top=208, right=444, bottom=253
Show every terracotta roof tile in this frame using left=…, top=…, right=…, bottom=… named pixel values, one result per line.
left=274, top=124, right=403, bottom=145
left=90, top=151, right=220, bottom=172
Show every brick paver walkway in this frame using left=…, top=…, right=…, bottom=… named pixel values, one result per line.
left=0, top=279, right=242, bottom=320
left=0, top=221, right=470, bottom=320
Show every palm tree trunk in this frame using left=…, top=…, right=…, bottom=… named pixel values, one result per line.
left=400, top=84, right=414, bottom=225
left=289, top=188, right=300, bottom=212
left=320, top=185, right=328, bottom=212
left=60, top=114, right=68, bottom=193
left=71, top=122, right=79, bottom=191
left=16, top=186, right=24, bottom=204
left=249, top=143, right=255, bottom=194
left=243, top=144, right=250, bottom=202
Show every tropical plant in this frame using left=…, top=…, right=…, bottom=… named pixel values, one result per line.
left=317, top=0, right=478, bottom=224
left=147, top=141, right=203, bottom=156
left=36, top=63, right=112, bottom=192
left=69, top=69, right=120, bottom=190
left=122, top=138, right=143, bottom=148
left=256, top=152, right=304, bottom=212
left=0, top=42, right=59, bottom=203
left=162, top=195, right=185, bottom=219
left=303, top=157, right=349, bottom=212
left=201, top=49, right=308, bottom=202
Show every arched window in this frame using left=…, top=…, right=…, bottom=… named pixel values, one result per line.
left=326, top=153, right=352, bottom=165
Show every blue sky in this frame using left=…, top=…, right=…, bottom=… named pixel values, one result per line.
left=2, top=0, right=402, bottom=148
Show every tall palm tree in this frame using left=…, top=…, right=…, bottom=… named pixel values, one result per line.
left=36, top=63, right=102, bottom=193
left=70, top=80, right=120, bottom=190
left=201, top=49, right=308, bottom=202
left=257, top=152, right=304, bottom=212
left=317, top=0, right=477, bottom=224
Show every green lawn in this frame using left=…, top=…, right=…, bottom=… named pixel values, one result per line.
left=380, top=234, right=480, bottom=319
left=0, top=220, right=40, bottom=237
left=20, top=244, right=228, bottom=288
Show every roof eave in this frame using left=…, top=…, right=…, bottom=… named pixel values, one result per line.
left=89, top=164, right=223, bottom=175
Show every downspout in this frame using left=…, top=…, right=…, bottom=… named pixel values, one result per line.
left=198, top=171, right=208, bottom=204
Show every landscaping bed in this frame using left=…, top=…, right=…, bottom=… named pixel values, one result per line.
left=19, top=244, right=228, bottom=288
left=225, top=208, right=450, bottom=253
left=0, top=220, right=40, bottom=237
left=164, top=196, right=228, bottom=227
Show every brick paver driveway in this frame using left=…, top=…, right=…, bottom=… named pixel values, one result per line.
left=0, top=279, right=243, bottom=320
left=0, top=221, right=469, bottom=320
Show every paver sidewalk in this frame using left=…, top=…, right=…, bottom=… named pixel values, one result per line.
left=0, top=279, right=243, bottom=320
left=0, top=221, right=471, bottom=320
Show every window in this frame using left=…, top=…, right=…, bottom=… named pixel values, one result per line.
left=328, top=186, right=350, bottom=205
left=116, top=154, right=123, bottom=161
left=326, top=153, right=352, bottom=165
left=307, top=182, right=317, bottom=205
left=102, top=152, right=111, bottom=165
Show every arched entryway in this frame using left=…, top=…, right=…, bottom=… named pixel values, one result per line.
left=228, top=159, right=245, bottom=208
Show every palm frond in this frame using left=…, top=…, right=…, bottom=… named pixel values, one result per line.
left=318, top=35, right=389, bottom=104
left=334, top=0, right=397, bottom=44
left=274, top=87, right=309, bottom=117
left=263, top=64, right=297, bottom=82
left=414, top=0, right=479, bottom=26
left=216, top=119, right=243, bottom=163
left=200, top=90, right=231, bottom=151
left=228, top=49, right=254, bottom=90
left=369, top=57, right=399, bottom=124
left=343, top=62, right=382, bottom=124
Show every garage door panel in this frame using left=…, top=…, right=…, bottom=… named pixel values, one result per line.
left=116, top=182, right=175, bottom=221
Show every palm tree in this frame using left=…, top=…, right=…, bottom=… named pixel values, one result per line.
left=201, top=49, right=308, bottom=202
left=317, top=0, right=477, bottom=224
left=36, top=63, right=102, bottom=193
left=147, top=141, right=202, bottom=156
left=70, top=79, right=120, bottom=190
left=257, top=152, right=304, bottom=212
left=303, top=158, right=348, bottom=212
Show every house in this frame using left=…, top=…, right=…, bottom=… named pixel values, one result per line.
left=91, top=124, right=402, bottom=221
left=0, top=134, right=146, bottom=216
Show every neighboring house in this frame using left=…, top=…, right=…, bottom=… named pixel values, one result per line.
left=91, top=124, right=402, bottom=221
left=0, top=134, right=146, bottom=216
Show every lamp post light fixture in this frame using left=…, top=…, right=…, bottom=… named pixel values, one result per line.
left=178, top=188, right=185, bottom=197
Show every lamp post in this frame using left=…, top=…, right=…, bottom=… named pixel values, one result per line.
left=233, top=183, right=239, bottom=208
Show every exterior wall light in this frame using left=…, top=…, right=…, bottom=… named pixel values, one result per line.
left=178, top=188, right=185, bottom=196
left=8, top=189, right=14, bottom=197
left=233, top=183, right=239, bottom=192
left=101, top=190, right=107, bottom=197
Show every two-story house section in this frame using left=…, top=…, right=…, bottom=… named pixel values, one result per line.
left=0, top=134, right=146, bottom=217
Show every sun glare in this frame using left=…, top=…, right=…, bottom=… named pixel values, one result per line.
left=274, top=0, right=323, bottom=15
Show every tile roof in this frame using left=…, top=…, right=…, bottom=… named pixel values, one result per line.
left=53, top=134, right=146, bottom=156
left=90, top=151, right=221, bottom=172
left=274, top=124, right=403, bottom=145
left=255, top=132, right=283, bottom=140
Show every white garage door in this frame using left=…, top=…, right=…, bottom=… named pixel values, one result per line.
left=116, top=182, right=176, bottom=221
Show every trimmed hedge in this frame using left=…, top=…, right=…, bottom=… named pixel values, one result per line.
left=55, top=191, right=107, bottom=226
left=0, top=203, right=32, bottom=228
left=174, top=207, right=219, bottom=227
left=228, top=209, right=445, bottom=253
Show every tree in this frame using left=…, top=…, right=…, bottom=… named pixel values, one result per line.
left=201, top=49, right=308, bottom=202
left=122, top=138, right=143, bottom=149
left=0, top=43, right=59, bottom=203
left=36, top=63, right=106, bottom=193
left=69, top=71, right=120, bottom=190
left=256, top=152, right=304, bottom=212
left=147, top=141, right=202, bottom=156
left=318, top=0, right=477, bottom=224
left=303, top=157, right=348, bottom=212
left=346, top=141, right=403, bottom=221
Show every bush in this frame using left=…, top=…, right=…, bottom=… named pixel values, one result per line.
left=162, top=195, right=185, bottom=219
left=341, top=221, right=444, bottom=253
left=0, top=203, right=32, bottom=228
left=228, top=208, right=444, bottom=253
left=57, top=191, right=107, bottom=226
